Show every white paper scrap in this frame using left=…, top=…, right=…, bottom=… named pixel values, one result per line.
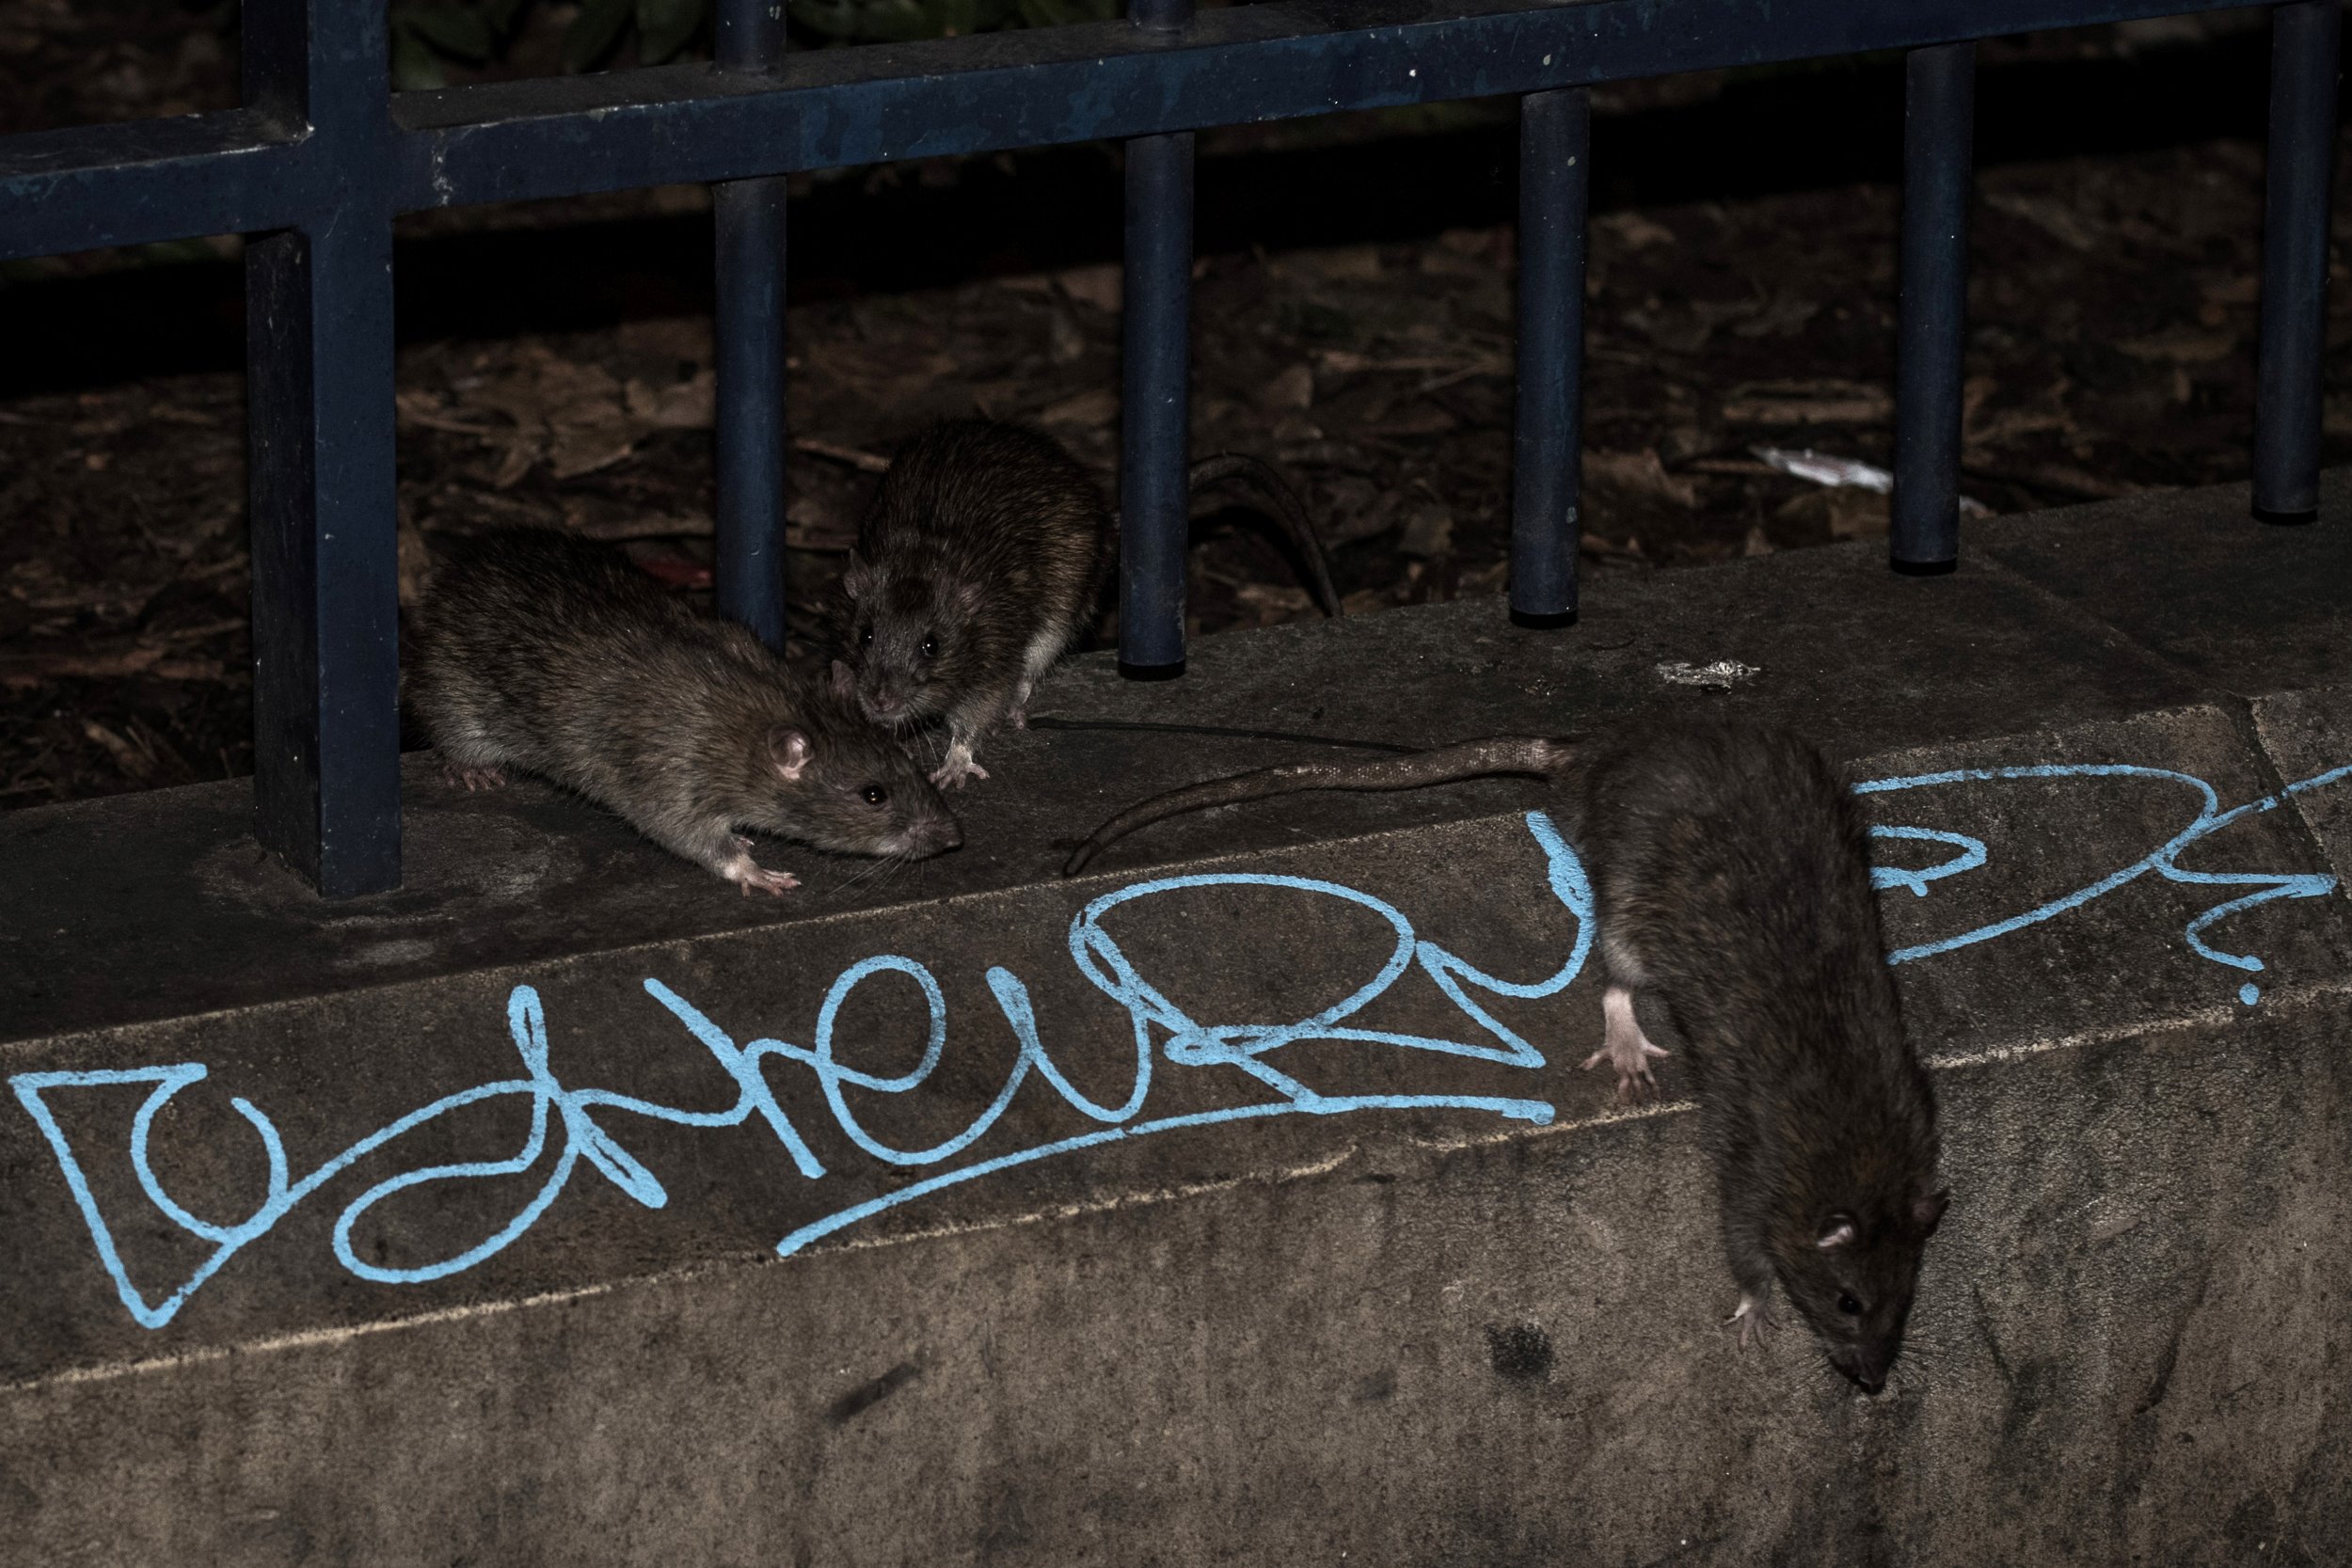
left=1655, top=659, right=1762, bottom=689
left=1752, top=446, right=1992, bottom=516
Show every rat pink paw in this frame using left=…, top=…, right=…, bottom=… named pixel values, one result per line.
left=1580, top=1040, right=1668, bottom=1104
left=1581, top=983, right=1669, bottom=1103
left=733, top=864, right=800, bottom=897
left=722, top=840, right=799, bottom=896
left=930, top=750, right=990, bottom=789
left=444, top=765, right=508, bottom=793
left=1726, top=1294, right=1776, bottom=1349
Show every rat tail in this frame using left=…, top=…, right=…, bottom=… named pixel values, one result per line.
left=1061, top=735, right=1577, bottom=877
left=1187, top=452, right=1344, bottom=618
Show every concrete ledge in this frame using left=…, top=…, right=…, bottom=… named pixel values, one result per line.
left=3, top=476, right=2347, bottom=1562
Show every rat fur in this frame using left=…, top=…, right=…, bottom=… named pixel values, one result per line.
left=407, top=527, right=961, bottom=895
left=1062, top=721, right=1947, bottom=1392
left=834, top=420, right=1341, bottom=789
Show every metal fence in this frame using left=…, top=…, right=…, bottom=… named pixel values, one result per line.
left=0, top=0, right=2339, bottom=896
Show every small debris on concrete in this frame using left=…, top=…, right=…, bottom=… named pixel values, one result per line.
left=1654, top=658, right=1762, bottom=690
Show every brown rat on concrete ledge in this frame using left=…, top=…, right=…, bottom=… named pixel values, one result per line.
left=407, top=526, right=961, bottom=896
left=1063, top=720, right=1947, bottom=1393
left=833, top=419, right=1342, bottom=790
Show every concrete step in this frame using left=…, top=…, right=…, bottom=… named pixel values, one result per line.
left=3, top=474, right=2347, bottom=1564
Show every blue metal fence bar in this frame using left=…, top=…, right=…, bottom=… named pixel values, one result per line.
left=374, top=0, right=2282, bottom=213
left=2252, top=0, right=2343, bottom=525
left=1891, top=40, right=1977, bottom=576
left=0, top=113, right=308, bottom=262
left=712, top=0, right=791, bottom=646
left=1510, top=87, right=1590, bottom=630
left=242, top=0, right=403, bottom=896
left=0, top=0, right=2288, bottom=261
left=1118, top=0, right=1197, bottom=679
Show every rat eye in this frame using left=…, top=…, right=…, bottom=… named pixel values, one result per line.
left=861, top=784, right=888, bottom=806
left=858, top=626, right=874, bottom=649
left=919, top=635, right=938, bottom=660
left=1836, top=1293, right=1863, bottom=1316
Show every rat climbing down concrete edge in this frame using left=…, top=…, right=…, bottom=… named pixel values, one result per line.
left=407, top=527, right=962, bottom=895
left=833, top=419, right=1342, bottom=789
left=1062, top=721, right=1948, bottom=1393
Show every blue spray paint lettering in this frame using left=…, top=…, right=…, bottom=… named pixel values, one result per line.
left=10, top=761, right=2346, bottom=1330
left=1858, top=761, right=2352, bottom=1002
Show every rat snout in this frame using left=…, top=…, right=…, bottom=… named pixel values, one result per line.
left=1836, top=1344, right=1894, bottom=1395
left=916, top=809, right=962, bottom=855
left=886, top=800, right=962, bottom=859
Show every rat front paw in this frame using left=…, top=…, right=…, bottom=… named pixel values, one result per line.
left=1726, top=1293, right=1776, bottom=1349
left=722, top=840, right=800, bottom=896
left=733, top=865, right=801, bottom=897
left=444, top=764, right=508, bottom=793
left=1579, top=1039, right=1668, bottom=1104
left=930, top=748, right=991, bottom=789
left=1582, top=984, right=1670, bottom=1103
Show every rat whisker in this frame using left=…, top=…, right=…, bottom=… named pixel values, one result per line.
left=830, top=849, right=913, bottom=896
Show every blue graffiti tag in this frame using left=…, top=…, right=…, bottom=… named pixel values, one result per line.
left=1860, top=761, right=2352, bottom=1004
left=9, top=761, right=2346, bottom=1329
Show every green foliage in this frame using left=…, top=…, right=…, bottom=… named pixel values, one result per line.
left=562, top=0, right=638, bottom=71
left=390, top=0, right=1126, bottom=89
left=789, top=0, right=1009, bottom=41
left=1009, top=0, right=1121, bottom=24
left=390, top=0, right=532, bottom=89
left=787, top=0, right=1120, bottom=41
left=637, top=0, right=707, bottom=63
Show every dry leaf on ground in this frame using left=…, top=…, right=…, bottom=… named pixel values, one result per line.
left=1586, top=449, right=1700, bottom=507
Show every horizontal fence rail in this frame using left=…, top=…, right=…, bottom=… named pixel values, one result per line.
left=0, top=0, right=2339, bottom=895
left=0, top=0, right=2310, bottom=253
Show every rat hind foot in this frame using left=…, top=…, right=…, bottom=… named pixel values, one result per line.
left=1580, top=983, right=1670, bottom=1103
left=1726, top=1293, right=1776, bottom=1349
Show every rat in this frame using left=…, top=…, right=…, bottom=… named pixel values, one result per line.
left=406, top=526, right=962, bottom=895
left=1062, top=721, right=1947, bottom=1393
left=834, top=419, right=1342, bottom=790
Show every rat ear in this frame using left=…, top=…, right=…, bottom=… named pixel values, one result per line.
left=829, top=658, right=856, bottom=699
left=1815, top=1213, right=1858, bottom=1251
left=769, top=726, right=812, bottom=782
left=955, top=578, right=985, bottom=612
left=841, top=553, right=871, bottom=600
left=1915, top=1188, right=1949, bottom=1235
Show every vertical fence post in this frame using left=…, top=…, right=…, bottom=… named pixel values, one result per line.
left=1891, top=40, right=1976, bottom=577
left=1119, top=0, right=1197, bottom=680
left=713, top=0, right=790, bottom=647
left=1511, top=87, right=1590, bottom=629
left=244, top=0, right=402, bottom=896
left=2253, top=0, right=2342, bottom=526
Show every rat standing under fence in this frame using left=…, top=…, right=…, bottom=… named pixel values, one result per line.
left=1062, top=719, right=1947, bottom=1393
left=833, top=419, right=1342, bottom=788
left=407, top=526, right=961, bottom=895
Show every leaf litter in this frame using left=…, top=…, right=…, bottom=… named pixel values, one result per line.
left=2, top=71, right=2347, bottom=805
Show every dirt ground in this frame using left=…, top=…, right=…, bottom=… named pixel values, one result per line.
left=2, top=8, right=2347, bottom=806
